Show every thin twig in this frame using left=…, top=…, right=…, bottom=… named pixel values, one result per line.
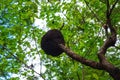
left=32, top=28, right=43, bottom=76
left=3, top=46, right=45, bottom=80
left=84, top=0, right=101, bottom=22
left=109, top=0, right=119, bottom=16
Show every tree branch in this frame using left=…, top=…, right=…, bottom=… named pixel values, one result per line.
left=59, top=44, right=103, bottom=70
left=84, top=0, right=101, bottom=22
left=109, top=0, right=119, bottom=16
left=3, top=47, right=45, bottom=80
left=97, top=0, right=120, bottom=79
left=106, top=0, right=110, bottom=18
left=59, top=1, right=120, bottom=79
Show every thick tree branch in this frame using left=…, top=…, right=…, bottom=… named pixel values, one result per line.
left=59, top=1, right=120, bottom=79
left=97, top=0, right=120, bottom=79
left=59, top=44, right=103, bottom=70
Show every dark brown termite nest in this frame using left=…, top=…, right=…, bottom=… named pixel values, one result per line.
left=41, top=29, right=65, bottom=56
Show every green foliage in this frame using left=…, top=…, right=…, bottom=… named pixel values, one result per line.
left=0, top=0, right=120, bottom=80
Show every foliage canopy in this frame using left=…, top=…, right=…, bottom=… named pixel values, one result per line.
left=0, top=0, right=120, bottom=80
